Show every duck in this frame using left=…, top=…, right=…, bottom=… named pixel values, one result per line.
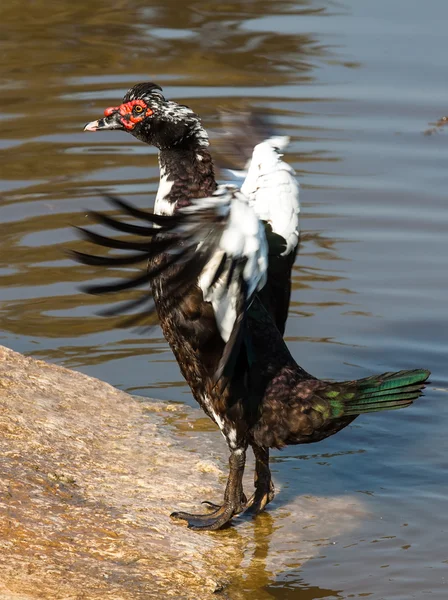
left=75, top=83, right=430, bottom=531
left=83, top=83, right=300, bottom=338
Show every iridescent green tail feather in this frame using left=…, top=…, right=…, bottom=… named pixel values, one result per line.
left=326, top=369, right=430, bottom=418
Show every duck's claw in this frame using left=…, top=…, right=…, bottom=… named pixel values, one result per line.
left=244, top=479, right=275, bottom=515
left=171, top=494, right=247, bottom=530
left=201, top=492, right=247, bottom=512
left=171, top=448, right=248, bottom=531
left=201, top=500, right=222, bottom=511
left=171, top=502, right=235, bottom=530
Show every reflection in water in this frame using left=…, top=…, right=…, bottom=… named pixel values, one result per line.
left=220, top=513, right=278, bottom=600
left=222, top=507, right=350, bottom=599
left=29, top=337, right=167, bottom=368
left=266, top=578, right=343, bottom=600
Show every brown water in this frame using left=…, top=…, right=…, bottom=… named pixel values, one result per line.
left=1, top=0, right=448, bottom=597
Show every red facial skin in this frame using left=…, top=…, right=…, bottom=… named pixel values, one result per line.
left=104, top=99, right=153, bottom=130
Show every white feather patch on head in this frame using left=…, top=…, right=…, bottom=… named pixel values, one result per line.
left=159, top=100, right=210, bottom=148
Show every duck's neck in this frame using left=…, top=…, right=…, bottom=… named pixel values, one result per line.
left=155, top=145, right=217, bottom=215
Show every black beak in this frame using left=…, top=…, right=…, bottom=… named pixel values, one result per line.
left=84, top=112, right=123, bottom=132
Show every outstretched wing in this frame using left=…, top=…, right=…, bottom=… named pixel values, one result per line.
left=72, top=187, right=268, bottom=379
left=212, top=110, right=300, bottom=334
left=211, top=108, right=277, bottom=175
left=241, top=137, right=300, bottom=335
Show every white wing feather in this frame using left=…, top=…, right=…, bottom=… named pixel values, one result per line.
left=241, top=137, right=300, bottom=256
left=182, top=186, right=268, bottom=343
left=193, top=134, right=299, bottom=341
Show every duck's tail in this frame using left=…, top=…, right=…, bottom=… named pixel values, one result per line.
left=324, top=369, right=431, bottom=418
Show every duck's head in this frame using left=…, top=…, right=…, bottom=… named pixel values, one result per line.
left=84, top=82, right=209, bottom=150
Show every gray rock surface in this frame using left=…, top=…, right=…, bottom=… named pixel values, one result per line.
left=0, top=344, right=240, bottom=599
left=0, top=344, right=367, bottom=599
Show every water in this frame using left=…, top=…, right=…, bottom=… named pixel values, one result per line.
left=1, top=0, right=448, bottom=597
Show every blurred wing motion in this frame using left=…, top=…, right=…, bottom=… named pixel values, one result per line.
left=72, top=187, right=268, bottom=376
left=73, top=111, right=300, bottom=378
left=212, top=110, right=300, bottom=334
left=212, top=109, right=279, bottom=174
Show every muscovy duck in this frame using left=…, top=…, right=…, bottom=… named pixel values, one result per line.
left=84, top=83, right=300, bottom=338
left=77, top=83, right=430, bottom=530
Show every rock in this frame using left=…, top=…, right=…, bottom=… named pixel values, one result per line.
left=0, top=345, right=240, bottom=599
left=0, top=344, right=367, bottom=599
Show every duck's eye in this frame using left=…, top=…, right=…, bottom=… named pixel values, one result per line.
left=134, top=105, right=143, bottom=114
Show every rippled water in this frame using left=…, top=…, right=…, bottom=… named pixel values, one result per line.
left=1, top=0, right=448, bottom=597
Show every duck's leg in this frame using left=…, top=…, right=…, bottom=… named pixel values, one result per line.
left=201, top=490, right=247, bottom=513
left=245, top=444, right=275, bottom=514
left=171, top=447, right=247, bottom=530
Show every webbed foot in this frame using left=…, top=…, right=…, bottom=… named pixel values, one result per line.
left=170, top=447, right=247, bottom=531
left=245, top=479, right=275, bottom=514
left=171, top=502, right=236, bottom=530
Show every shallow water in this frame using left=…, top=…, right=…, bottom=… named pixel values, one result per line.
left=1, top=0, right=448, bottom=597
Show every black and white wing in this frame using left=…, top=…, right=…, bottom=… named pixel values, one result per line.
left=72, top=187, right=268, bottom=374
left=213, top=111, right=300, bottom=334
left=242, top=136, right=300, bottom=257
left=191, top=188, right=268, bottom=343
left=240, top=136, right=300, bottom=335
